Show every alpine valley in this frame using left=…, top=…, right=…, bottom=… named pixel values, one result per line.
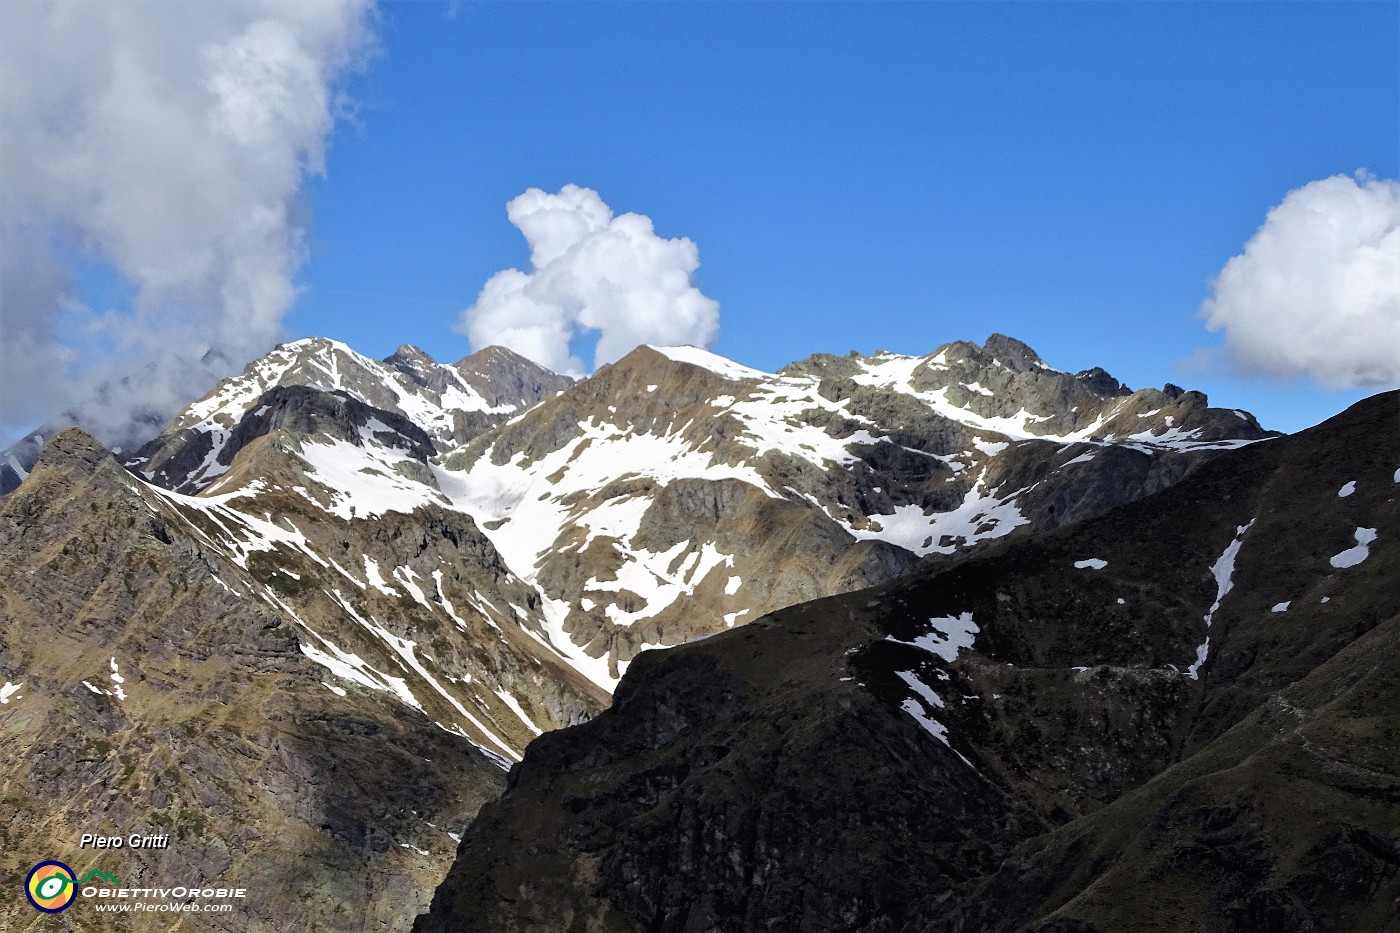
left=1, top=334, right=1393, bottom=933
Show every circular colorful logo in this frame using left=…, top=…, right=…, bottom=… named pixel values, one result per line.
left=26, top=861, right=77, bottom=913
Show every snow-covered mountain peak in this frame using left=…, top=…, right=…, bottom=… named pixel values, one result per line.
left=131, top=337, right=572, bottom=497
left=174, top=336, right=523, bottom=431
left=179, top=338, right=571, bottom=434
left=386, top=342, right=437, bottom=366
left=173, top=337, right=399, bottom=429
left=647, top=344, right=772, bottom=382
left=779, top=336, right=1268, bottom=450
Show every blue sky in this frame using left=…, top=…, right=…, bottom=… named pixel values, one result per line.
left=286, top=1, right=1397, bottom=433
left=7, top=1, right=1397, bottom=441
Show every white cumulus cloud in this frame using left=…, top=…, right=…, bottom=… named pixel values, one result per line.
left=458, top=185, right=720, bottom=376
left=0, top=0, right=375, bottom=446
left=1198, top=172, right=1400, bottom=390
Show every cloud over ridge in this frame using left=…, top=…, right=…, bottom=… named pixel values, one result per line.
left=0, top=0, right=375, bottom=444
left=458, top=184, right=720, bottom=376
left=1199, top=172, right=1400, bottom=390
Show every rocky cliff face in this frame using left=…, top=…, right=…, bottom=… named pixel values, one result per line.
left=414, top=391, right=1398, bottom=933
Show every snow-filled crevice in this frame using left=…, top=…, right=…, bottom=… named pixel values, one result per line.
left=1187, top=519, right=1255, bottom=681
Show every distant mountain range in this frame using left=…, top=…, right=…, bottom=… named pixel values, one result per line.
left=7, top=333, right=1388, bottom=933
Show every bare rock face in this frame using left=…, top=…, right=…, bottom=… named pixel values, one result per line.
left=449, top=344, right=574, bottom=409
left=413, top=391, right=1398, bottom=933
left=133, top=384, right=438, bottom=494
left=1072, top=366, right=1130, bottom=397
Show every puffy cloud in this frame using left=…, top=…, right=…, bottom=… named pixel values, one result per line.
left=458, top=185, right=720, bottom=376
left=1199, top=172, right=1400, bottom=389
left=0, top=0, right=375, bottom=446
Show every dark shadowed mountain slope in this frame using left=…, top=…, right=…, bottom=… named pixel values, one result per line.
left=935, top=604, right=1400, bottom=933
left=414, top=391, right=1398, bottom=933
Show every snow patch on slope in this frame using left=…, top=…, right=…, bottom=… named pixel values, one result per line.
left=1188, top=520, right=1255, bottom=680
left=437, top=419, right=770, bottom=582
left=1330, top=527, right=1377, bottom=569
left=651, top=345, right=770, bottom=382
left=108, top=657, right=127, bottom=701
left=886, top=612, right=979, bottom=663
left=538, top=596, right=617, bottom=691
left=892, top=669, right=977, bottom=769
left=296, top=438, right=446, bottom=519
left=897, top=671, right=949, bottom=743
left=850, top=479, right=1030, bottom=556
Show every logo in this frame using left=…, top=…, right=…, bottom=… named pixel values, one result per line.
left=77, top=869, right=123, bottom=886
left=25, top=861, right=77, bottom=913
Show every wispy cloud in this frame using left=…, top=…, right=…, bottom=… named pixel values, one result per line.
left=0, top=0, right=376, bottom=445
left=457, top=185, right=720, bottom=376
left=1197, top=171, right=1400, bottom=390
